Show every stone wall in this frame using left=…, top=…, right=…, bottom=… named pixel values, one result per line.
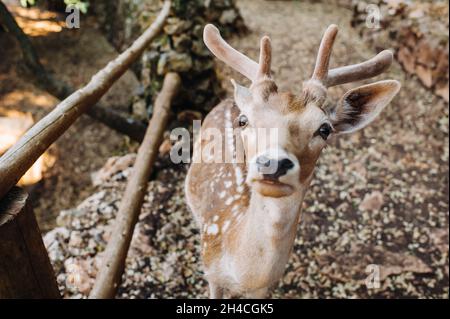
left=351, top=0, right=449, bottom=102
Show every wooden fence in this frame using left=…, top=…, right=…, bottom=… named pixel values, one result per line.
left=0, top=0, right=180, bottom=299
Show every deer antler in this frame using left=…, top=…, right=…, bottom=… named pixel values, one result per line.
left=309, top=24, right=393, bottom=89
left=311, top=24, right=338, bottom=83
left=203, top=24, right=272, bottom=83
left=325, top=50, right=393, bottom=87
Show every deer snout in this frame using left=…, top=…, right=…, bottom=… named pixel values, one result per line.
left=256, top=156, right=294, bottom=179
left=247, top=150, right=299, bottom=197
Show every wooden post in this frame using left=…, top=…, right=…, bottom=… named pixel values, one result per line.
left=89, top=73, right=181, bottom=299
left=0, top=187, right=60, bottom=299
left=0, top=0, right=172, bottom=200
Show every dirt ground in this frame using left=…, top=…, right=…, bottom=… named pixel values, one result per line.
left=39, top=0, right=449, bottom=299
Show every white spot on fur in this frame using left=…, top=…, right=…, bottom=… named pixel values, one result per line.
left=225, top=197, right=233, bottom=206
left=207, top=223, right=219, bottom=235
left=213, top=215, right=219, bottom=222
left=225, top=109, right=235, bottom=157
left=219, top=191, right=226, bottom=198
left=235, top=167, right=244, bottom=185
left=224, top=180, right=232, bottom=188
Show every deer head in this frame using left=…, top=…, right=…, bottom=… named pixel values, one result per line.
left=203, top=24, right=400, bottom=198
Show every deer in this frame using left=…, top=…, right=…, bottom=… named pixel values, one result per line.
left=185, top=23, right=400, bottom=298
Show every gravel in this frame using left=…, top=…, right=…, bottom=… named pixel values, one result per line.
left=44, top=0, right=448, bottom=298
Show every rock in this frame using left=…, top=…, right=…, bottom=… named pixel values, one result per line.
left=191, top=40, right=210, bottom=57
left=352, top=0, right=449, bottom=102
left=163, top=18, right=193, bottom=35
left=416, top=39, right=435, bottom=67
left=317, top=244, right=432, bottom=286
left=359, top=191, right=384, bottom=211
left=131, top=97, right=148, bottom=121
left=157, top=51, right=193, bottom=75
left=172, top=34, right=192, bottom=52
left=69, top=231, right=83, bottom=248
left=397, top=46, right=415, bottom=74
left=65, top=258, right=93, bottom=295
left=416, top=64, right=434, bottom=88
left=408, top=7, right=425, bottom=19
left=88, top=0, right=246, bottom=113
left=192, top=24, right=203, bottom=39
left=44, top=227, right=70, bottom=263
left=380, top=252, right=432, bottom=281
left=429, top=228, right=449, bottom=255
left=44, top=227, right=70, bottom=246
left=91, top=154, right=137, bottom=186
left=220, top=9, right=238, bottom=25
left=435, top=82, right=449, bottom=102
left=56, top=209, right=75, bottom=227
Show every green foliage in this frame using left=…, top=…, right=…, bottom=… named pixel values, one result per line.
left=19, top=0, right=89, bottom=14
left=20, top=0, right=36, bottom=7
left=64, top=0, right=89, bottom=14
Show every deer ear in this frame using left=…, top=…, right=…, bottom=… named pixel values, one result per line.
left=231, top=79, right=252, bottom=113
left=331, top=80, right=400, bottom=134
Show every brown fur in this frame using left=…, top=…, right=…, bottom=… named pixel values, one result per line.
left=187, top=100, right=251, bottom=268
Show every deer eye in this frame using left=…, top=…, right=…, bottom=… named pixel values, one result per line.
left=316, top=123, right=332, bottom=140
left=238, top=114, right=249, bottom=127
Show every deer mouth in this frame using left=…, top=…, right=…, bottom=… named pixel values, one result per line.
left=253, top=179, right=294, bottom=198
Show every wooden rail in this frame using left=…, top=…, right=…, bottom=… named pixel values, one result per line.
left=0, top=0, right=172, bottom=200
left=89, top=72, right=180, bottom=299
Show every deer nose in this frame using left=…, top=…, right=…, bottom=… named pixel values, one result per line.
left=256, top=156, right=294, bottom=179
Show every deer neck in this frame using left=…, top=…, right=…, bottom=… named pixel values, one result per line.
left=252, top=188, right=304, bottom=236
left=223, top=186, right=308, bottom=288
left=234, top=186, right=308, bottom=258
